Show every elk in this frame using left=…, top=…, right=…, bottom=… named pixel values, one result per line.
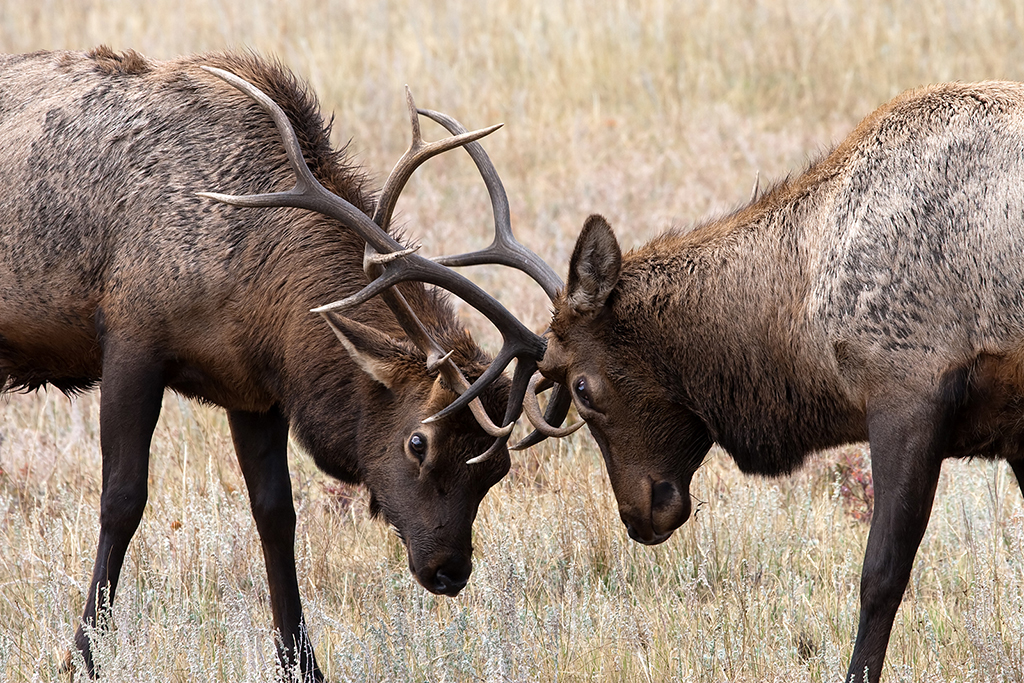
left=0, top=46, right=554, bottom=681
left=526, top=82, right=1024, bottom=682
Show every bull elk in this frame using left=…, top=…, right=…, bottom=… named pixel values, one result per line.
left=528, top=81, right=1024, bottom=681
left=0, top=47, right=558, bottom=681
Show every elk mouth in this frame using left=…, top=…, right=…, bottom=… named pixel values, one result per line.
left=386, top=524, right=469, bottom=596
left=624, top=521, right=675, bottom=545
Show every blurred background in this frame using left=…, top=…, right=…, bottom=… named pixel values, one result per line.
left=2, top=2, right=1023, bottom=681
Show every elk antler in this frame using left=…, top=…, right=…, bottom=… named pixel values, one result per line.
left=197, top=68, right=495, bottom=264
left=413, top=106, right=582, bottom=452
left=309, top=93, right=585, bottom=456
left=360, top=88, right=517, bottom=440
left=199, top=67, right=519, bottom=440
left=199, top=66, right=579, bottom=461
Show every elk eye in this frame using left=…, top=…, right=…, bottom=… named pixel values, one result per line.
left=408, top=432, right=428, bottom=462
left=574, top=377, right=593, bottom=410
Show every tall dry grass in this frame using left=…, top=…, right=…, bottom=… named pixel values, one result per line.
left=2, top=1, right=1024, bottom=681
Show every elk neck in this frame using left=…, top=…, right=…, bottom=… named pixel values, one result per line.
left=612, top=177, right=868, bottom=476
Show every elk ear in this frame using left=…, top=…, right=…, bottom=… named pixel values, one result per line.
left=565, top=214, right=622, bottom=315
left=320, top=310, right=415, bottom=389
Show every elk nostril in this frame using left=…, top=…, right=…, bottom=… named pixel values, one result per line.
left=648, top=479, right=689, bottom=540
left=433, top=564, right=470, bottom=596
left=651, top=480, right=680, bottom=511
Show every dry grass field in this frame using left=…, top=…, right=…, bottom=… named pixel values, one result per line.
left=2, top=1, right=1024, bottom=681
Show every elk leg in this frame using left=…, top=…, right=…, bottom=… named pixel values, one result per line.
left=845, top=402, right=945, bottom=683
left=75, top=352, right=164, bottom=675
left=228, top=407, right=322, bottom=683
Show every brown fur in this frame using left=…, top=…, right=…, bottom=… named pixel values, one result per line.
left=541, top=81, right=1024, bottom=683
left=0, top=48, right=510, bottom=680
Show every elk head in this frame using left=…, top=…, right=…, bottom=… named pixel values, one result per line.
left=321, top=310, right=511, bottom=593
left=538, top=215, right=713, bottom=545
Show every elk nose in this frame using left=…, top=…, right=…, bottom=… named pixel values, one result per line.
left=620, top=479, right=688, bottom=545
left=650, top=479, right=690, bottom=536
left=651, top=480, right=679, bottom=510
left=430, top=562, right=471, bottom=597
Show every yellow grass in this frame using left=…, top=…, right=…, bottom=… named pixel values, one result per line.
left=2, top=1, right=1024, bottom=680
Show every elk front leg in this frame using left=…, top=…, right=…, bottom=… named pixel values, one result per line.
left=75, top=352, right=164, bottom=675
left=228, top=407, right=322, bottom=683
left=845, top=401, right=945, bottom=683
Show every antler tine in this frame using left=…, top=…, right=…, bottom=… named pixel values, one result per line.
left=417, top=108, right=563, bottom=301
left=199, top=66, right=400, bottom=256
left=372, top=88, right=502, bottom=232
left=466, top=435, right=507, bottom=466
left=373, top=281, right=513, bottom=439
left=515, top=372, right=583, bottom=444
left=423, top=340, right=519, bottom=424
left=198, top=67, right=317, bottom=199
left=391, top=294, right=514, bottom=439
left=464, top=355, right=537, bottom=463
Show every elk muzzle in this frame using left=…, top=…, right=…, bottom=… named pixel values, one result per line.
left=411, top=553, right=473, bottom=596
left=618, top=477, right=691, bottom=545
